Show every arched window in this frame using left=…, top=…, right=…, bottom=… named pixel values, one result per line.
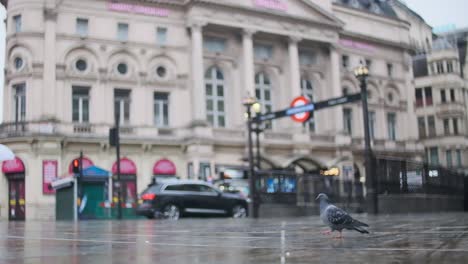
left=301, top=78, right=315, bottom=132
left=205, top=67, right=226, bottom=127
left=255, top=72, right=273, bottom=129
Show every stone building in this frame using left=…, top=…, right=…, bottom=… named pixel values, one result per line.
left=1, top=0, right=423, bottom=220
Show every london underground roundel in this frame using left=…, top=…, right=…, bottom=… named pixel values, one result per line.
left=290, top=96, right=311, bottom=123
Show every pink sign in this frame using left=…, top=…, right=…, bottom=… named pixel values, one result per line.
left=2, top=157, right=25, bottom=174
left=254, top=0, right=288, bottom=11
left=112, top=158, right=137, bottom=175
left=339, top=39, right=377, bottom=53
left=68, top=157, right=94, bottom=173
left=153, top=159, right=176, bottom=175
left=108, top=2, right=170, bottom=17
left=43, top=160, right=57, bottom=195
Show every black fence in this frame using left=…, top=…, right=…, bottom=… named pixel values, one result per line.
left=256, top=170, right=364, bottom=207
left=255, top=157, right=465, bottom=212
left=375, top=157, right=465, bottom=196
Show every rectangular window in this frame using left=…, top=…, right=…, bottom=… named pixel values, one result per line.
left=415, top=88, right=423, bottom=107
left=254, top=44, right=273, bottom=60
left=187, top=162, right=194, bottom=179
left=446, top=150, right=453, bottom=168
left=436, top=61, right=444, bottom=73
left=114, top=89, right=130, bottom=125
left=428, top=116, right=436, bottom=137
left=453, top=118, right=459, bottom=135
left=387, top=63, right=393, bottom=77
left=72, top=86, right=90, bottom=123
left=13, top=15, right=21, bottom=33
left=369, top=111, right=376, bottom=140
left=156, top=27, right=167, bottom=45
left=417, top=117, right=426, bottom=138
left=13, top=83, right=26, bottom=122
left=443, top=119, right=450, bottom=135
left=456, top=150, right=462, bottom=167
left=76, top=18, right=88, bottom=37
left=424, top=87, right=433, bottom=106
left=154, top=92, right=169, bottom=127
left=299, top=51, right=316, bottom=65
left=447, top=61, right=453, bottom=73
left=430, top=147, right=439, bottom=165
left=117, top=23, right=129, bottom=41
left=199, top=162, right=211, bottom=181
left=343, top=108, right=352, bottom=135
left=387, top=112, right=396, bottom=140
left=342, top=55, right=349, bottom=69
left=440, top=89, right=446, bottom=103
left=450, top=89, right=455, bottom=102
left=204, top=36, right=226, bottom=53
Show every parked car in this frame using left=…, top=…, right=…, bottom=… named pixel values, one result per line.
left=136, top=180, right=248, bottom=220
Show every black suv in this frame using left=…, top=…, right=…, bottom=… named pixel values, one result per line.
left=136, top=180, right=248, bottom=220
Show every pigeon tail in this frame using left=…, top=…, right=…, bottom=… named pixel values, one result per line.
left=352, top=219, right=369, bottom=228
left=352, top=226, right=369, bottom=234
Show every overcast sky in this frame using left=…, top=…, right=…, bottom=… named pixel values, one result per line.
left=0, top=1, right=467, bottom=122
left=403, top=0, right=468, bottom=29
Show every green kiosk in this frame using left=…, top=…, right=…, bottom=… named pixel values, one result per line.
left=53, top=166, right=111, bottom=220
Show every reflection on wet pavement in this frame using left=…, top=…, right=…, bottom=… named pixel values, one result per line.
left=0, top=213, right=468, bottom=263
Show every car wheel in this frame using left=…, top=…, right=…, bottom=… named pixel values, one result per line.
left=162, top=204, right=180, bottom=220
left=231, top=204, right=247, bottom=218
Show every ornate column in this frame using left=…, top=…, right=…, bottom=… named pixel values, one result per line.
left=330, top=45, right=344, bottom=133
left=242, top=29, right=256, bottom=98
left=43, top=7, right=57, bottom=119
left=288, top=36, right=302, bottom=98
left=190, top=21, right=207, bottom=124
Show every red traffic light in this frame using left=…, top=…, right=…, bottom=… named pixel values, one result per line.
left=72, top=158, right=81, bottom=174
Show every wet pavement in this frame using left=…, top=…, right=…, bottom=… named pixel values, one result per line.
left=1, top=213, right=468, bottom=263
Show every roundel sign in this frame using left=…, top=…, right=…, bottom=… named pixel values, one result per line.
left=290, top=96, right=311, bottom=123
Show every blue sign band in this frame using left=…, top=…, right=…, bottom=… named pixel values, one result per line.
left=286, top=104, right=314, bottom=116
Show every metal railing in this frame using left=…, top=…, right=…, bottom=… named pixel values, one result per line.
left=375, top=157, right=465, bottom=196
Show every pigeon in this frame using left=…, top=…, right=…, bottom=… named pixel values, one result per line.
left=316, top=193, right=369, bottom=238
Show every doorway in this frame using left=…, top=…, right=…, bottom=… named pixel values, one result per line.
left=8, top=177, right=26, bottom=221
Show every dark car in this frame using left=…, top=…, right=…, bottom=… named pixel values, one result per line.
left=136, top=180, right=248, bottom=220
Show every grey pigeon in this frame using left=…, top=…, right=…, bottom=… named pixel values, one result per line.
left=316, top=193, right=369, bottom=238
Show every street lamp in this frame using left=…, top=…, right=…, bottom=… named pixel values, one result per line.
left=243, top=96, right=259, bottom=218
left=354, top=63, right=378, bottom=215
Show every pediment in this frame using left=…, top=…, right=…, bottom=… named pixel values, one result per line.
left=208, top=0, right=342, bottom=28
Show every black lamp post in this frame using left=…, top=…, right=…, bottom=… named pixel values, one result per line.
left=354, top=63, right=378, bottom=215
left=253, top=125, right=263, bottom=170
left=243, top=96, right=260, bottom=218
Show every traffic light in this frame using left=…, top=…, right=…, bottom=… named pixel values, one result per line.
left=109, top=128, right=117, bottom=147
left=72, top=158, right=80, bottom=174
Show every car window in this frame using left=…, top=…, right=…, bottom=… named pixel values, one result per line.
left=182, top=184, right=202, bottom=192
left=142, top=184, right=163, bottom=194
left=198, top=185, right=218, bottom=193
left=164, top=184, right=184, bottom=191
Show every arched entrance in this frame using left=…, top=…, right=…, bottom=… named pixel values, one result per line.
left=153, top=158, right=177, bottom=183
left=2, top=157, right=26, bottom=221
left=112, top=158, right=137, bottom=208
left=284, top=157, right=326, bottom=174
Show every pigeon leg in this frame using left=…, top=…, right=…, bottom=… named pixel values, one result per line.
left=321, top=229, right=332, bottom=235
left=333, top=231, right=343, bottom=239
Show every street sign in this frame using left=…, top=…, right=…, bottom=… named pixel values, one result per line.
left=253, top=92, right=361, bottom=123
left=314, top=93, right=361, bottom=111
left=290, top=96, right=311, bottom=123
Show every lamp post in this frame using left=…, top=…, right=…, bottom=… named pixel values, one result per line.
left=243, top=96, right=259, bottom=218
left=354, top=63, right=378, bottom=215
left=253, top=125, right=263, bottom=170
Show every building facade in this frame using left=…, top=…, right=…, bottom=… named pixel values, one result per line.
left=1, top=0, right=423, bottom=220
left=412, top=30, right=468, bottom=171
